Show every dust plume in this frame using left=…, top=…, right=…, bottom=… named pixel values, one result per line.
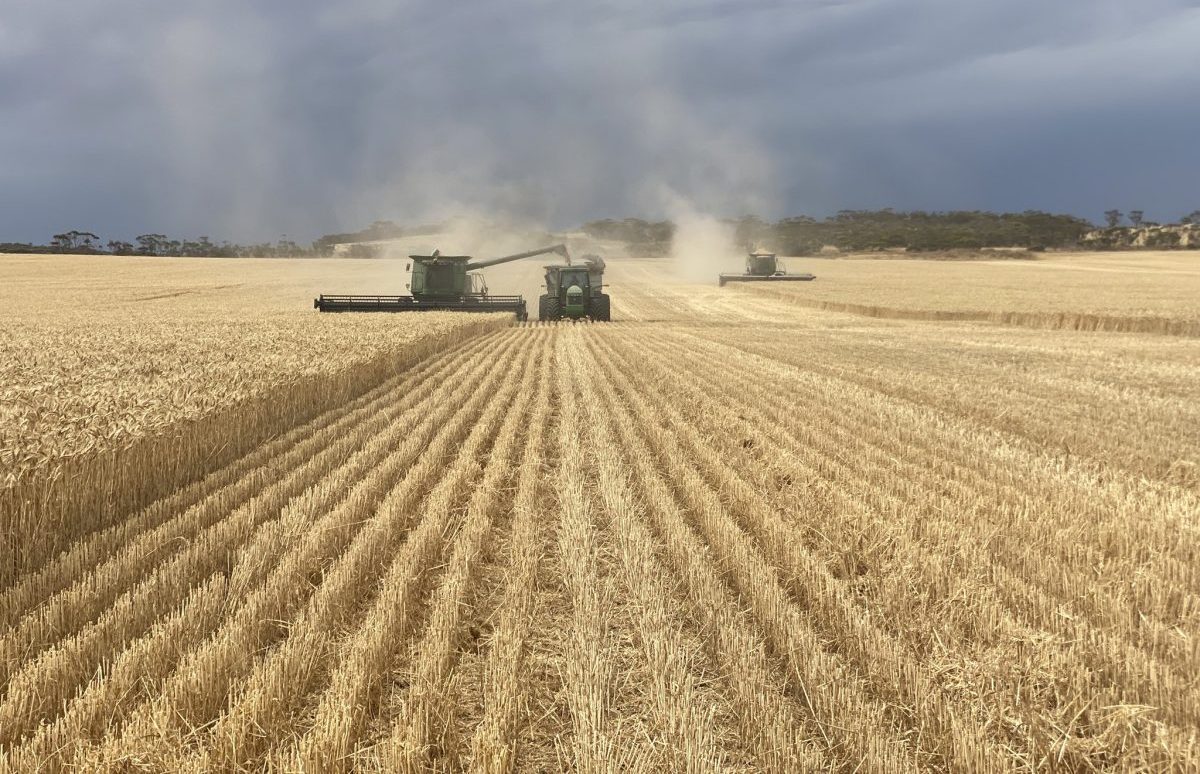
left=14, top=3, right=797, bottom=254
left=667, top=211, right=740, bottom=283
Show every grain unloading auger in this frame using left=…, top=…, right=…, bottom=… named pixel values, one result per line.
left=314, top=244, right=570, bottom=320
left=718, top=251, right=816, bottom=287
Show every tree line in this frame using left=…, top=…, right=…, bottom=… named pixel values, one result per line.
left=584, top=209, right=1200, bottom=253
left=738, top=210, right=1094, bottom=253
left=1103, top=209, right=1200, bottom=228
left=6, top=209, right=1198, bottom=258
left=582, top=211, right=1097, bottom=253
left=0, top=231, right=309, bottom=257
left=0, top=219, right=450, bottom=257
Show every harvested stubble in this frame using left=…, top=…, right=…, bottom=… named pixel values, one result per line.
left=2, top=256, right=1199, bottom=772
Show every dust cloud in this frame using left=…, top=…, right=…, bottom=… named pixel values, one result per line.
left=129, top=6, right=786, bottom=279
left=668, top=211, right=740, bottom=283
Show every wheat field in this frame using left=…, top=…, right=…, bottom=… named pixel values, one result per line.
left=1, top=253, right=1198, bottom=772
left=729, top=251, right=1200, bottom=336
left=0, top=254, right=510, bottom=585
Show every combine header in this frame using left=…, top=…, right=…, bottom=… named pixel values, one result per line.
left=314, top=244, right=569, bottom=320
left=719, top=251, right=815, bottom=287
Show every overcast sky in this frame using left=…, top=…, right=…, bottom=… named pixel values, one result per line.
left=2, top=0, right=1198, bottom=243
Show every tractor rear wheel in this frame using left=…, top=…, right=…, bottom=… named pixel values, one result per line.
left=538, top=294, right=560, bottom=321
left=591, top=293, right=611, bottom=322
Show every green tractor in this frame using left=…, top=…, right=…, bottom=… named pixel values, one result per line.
left=539, top=254, right=610, bottom=321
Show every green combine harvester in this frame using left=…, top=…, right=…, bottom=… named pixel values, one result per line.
left=539, top=254, right=610, bottom=321
left=314, top=244, right=570, bottom=320
left=719, top=251, right=816, bottom=286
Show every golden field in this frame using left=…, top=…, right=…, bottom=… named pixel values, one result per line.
left=1, top=251, right=1198, bottom=772
left=735, top=250, right=1200, bottom=335
left=0, top=254, right=508, bottom=580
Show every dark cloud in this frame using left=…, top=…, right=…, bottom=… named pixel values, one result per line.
left=1, top=0, right=1198, bottom=243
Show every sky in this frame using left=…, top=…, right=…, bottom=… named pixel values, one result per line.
left=1, top=0, right=1198, bottom=244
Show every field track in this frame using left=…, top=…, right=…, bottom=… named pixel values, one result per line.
left=2, top=260, right=1199, bottom=772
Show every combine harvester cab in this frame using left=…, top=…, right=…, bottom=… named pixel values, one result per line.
left=718, top=251, right=816, bottom=287
left=314, top=244, right=572, bottom=320
left=539, top=254, right=610, bottom=321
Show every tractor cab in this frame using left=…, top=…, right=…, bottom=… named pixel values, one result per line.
left=539, top=260, right=610, bottom=321
left=552, top=266, right=592, bottom=319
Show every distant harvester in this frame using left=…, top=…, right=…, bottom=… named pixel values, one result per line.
left=719, top=251, right=816, bottom=287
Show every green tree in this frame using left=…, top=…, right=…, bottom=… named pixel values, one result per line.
left=135, top=234, right=168, bottom=255
left=50, top=230, right=101, bottom=252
